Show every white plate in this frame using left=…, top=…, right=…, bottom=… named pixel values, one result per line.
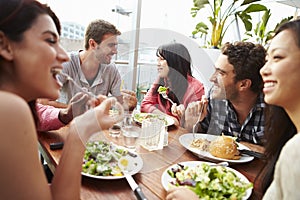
left=179, top=133, right=254, bottom=164
left=82, top=154, right=143, bottom=180
left=133, top=113, right=175, bottom=126
left=81, top=142, right=143, bottom=180
left=161, top=161, right=252, bottom=200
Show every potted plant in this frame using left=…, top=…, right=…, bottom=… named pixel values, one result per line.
left=191, top=0, right=267, bottom=48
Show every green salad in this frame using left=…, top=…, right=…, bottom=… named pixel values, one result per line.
left=82, top=141, right=128, bottom=177
left=157, top=86, right=168, bottom=94
left=134, top=113, right=168, bottom=125
left=167, top=163, right=252, bottom=200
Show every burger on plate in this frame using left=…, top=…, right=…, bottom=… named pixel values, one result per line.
left=209, top=134, right=241, bottom=160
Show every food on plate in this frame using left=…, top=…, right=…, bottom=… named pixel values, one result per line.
left=190, top=134, right=241, bottom=160
left=190, top=138, right=211, bottom=151
left=167, top=162, right=252, bottom=199
left=209, top=134, right=241, bottom=160
left=134, top=113, right=168, bottom=125
left=157, top=86, right=168, bottom=94
left=82, top=141, right=135, bottom=177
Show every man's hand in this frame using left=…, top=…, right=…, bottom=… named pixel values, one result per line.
left=121, top=89, right=137, bottom=111
left=184, top=96, right=208, bottom=131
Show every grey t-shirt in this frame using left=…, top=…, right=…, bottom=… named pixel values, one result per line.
left=57, top=51, right=121, bottom=104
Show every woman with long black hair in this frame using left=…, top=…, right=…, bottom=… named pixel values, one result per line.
left=141, top=43, right=205, bottom=125
left=259, top=19, right=300, bottom=199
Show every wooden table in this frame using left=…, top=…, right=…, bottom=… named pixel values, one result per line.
left=38, top=125, right=265, bottom=200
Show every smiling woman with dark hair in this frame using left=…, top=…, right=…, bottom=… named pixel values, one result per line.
left=0, top=0, right=122, bottom=199
left=260, top=19, right=300, bottom=200
left=140, top=42, right=205, bottom=125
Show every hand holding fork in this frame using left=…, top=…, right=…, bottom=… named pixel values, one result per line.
left=161, top=93, right=175, bottom=105
left=185, top=95, right=209, bottom=138
left=52, top=68, right=99, bottom=100
left=161, top=92, right=185, bottom=119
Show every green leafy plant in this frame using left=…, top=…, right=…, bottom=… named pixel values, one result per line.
left=245, top=9, right=272, bottom=45
left=243, top=11, right=293, bottom=46
left=191, top=0, right=267, bottom=48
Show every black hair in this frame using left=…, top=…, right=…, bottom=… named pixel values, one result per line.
left=258, top=19, right=300, bottom=192
left=221, top=42, right=266, bottom=93
left=153, top=43, right=193, bottom=105
left=0, top=0, right=61, bottom=126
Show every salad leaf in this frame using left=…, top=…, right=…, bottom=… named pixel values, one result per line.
left=82, top=141, right=129, bottom=177
left=157, top=86, right=168, bottom=94
left=167, top=163, right=252, bottom=200
left=134, top=113, right=168, bottom=125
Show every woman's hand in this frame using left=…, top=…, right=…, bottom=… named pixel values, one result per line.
left=166, top=187, right=199, bottom=200
left=72, top=97, right=124, bottom=145
left=89, top=94, right=107, bottom=107
left=171, top=103, right=185, bottom=119
left=93, top=97, right=124, bottom=130
left=59, top=93, right=108, bottom=125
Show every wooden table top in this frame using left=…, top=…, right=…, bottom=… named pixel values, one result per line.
left=38, top=125, right=265, bottom=200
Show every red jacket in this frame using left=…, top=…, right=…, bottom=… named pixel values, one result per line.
left=36, top=103, right=64, bottom=131
left=141, top=75, right=205, bottom=120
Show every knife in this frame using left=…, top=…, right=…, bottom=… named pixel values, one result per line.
left=239, top=149, right=265, bottom=159
left=124, top=172, right=148, bottom=200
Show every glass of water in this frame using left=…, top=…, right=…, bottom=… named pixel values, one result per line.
left=139, top=118, right=165, bottom=151
left=122, top=126, right=141, bottom=149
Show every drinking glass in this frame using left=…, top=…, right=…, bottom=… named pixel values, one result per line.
left=139, top=118, right=165, bottom=151
left=122, top=126, right=141, bottom=149
left=109, top=124, right=122, bottom=137
left=122, top=111, right=133, bottom=127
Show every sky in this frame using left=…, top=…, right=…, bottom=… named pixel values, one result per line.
left=42, top=0, right=197, bottom=37
left=41, top=0, right=298, bottom=44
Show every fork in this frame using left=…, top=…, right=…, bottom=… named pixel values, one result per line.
left=177, top=161, right=229, bottom=169
left=192, top=90, right=212, bottom=139
left=51, top=68, right=98, bottom=99
left=161, top=93, right=175, bottom=105
left=192, top=103, right=204, bottom=139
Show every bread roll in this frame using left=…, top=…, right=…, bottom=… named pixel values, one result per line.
left=209, top=134, right=240, bottom=160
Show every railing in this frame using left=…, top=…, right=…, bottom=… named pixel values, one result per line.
left=115, top=60, right=157, bottom=104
